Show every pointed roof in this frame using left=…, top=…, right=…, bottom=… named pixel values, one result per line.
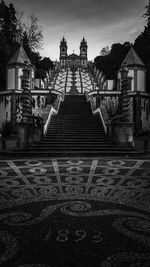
left=60, top=36, right=67, bottom=44
left=8, top=45, right=31, bottom=66
left=82, top=36, right=85, bottom=42
left=80, top=36, right=87, bottom=45
left=121, top=47, right=145, bottom=68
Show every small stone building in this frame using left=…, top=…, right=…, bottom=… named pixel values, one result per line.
left=118, top=47, right=146, bottom=92
left=7, top=45, right=34, bottom=90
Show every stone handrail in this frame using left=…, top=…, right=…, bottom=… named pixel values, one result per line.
left=87, top=94, right=107, bottom=134
left=43, top=91, right=64, bottom=136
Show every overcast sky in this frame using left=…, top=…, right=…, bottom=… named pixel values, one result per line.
left=7, top=0, right=148, bottom=60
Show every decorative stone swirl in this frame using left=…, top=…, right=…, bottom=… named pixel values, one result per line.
left=101, top=252, right=150, bottom=267
left=113, top=216, right=150, bottom=246
left=0, top=201, right=91, bottom=226
left=0, top=211, right=32, bottom=225
left=0, top=231, right=18, bottom=264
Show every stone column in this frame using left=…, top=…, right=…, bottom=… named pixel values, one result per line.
left=119, top=66, right=130, bottom=122
left=111, top=65, right=134, bottom=148
left=17, top=64, right=33, bottom=148
left=22, top=65, right=32, bottom=123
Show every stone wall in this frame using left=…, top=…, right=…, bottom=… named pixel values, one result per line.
left=0, top=89, right=53, bottom=131
left=141, top=95, right=150, bottom=130
left=32, top=92, right=51, bottom=123
left=92, top=91, right=150, bottom=132
left=0, top=93, right=11, bottom=130
left=1, top=89, right=150, bottom=133
left=99, top=95, right=119, bottom=125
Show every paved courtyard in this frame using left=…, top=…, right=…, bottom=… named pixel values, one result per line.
left=0, top=157, right=150, bottom=266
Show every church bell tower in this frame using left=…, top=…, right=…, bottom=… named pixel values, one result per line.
left=80, top=37, right=88, bottom=67
left=60, top=37, right=68, bottom=68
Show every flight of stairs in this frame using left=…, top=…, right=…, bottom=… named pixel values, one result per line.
left=9, top=95, right=137, bottom=157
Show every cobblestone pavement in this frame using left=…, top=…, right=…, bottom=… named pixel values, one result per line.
left=0, top=158, right=150, bottom=267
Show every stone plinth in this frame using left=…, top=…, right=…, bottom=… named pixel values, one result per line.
left=17, top=122, right=43, bottom=148
left=111, top=122, right=134, bottom=148
left=29, top=124, right=43, bottom=144
left=17, top=123, right=32, bottom=148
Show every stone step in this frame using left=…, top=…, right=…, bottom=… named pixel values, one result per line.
left=24, top=146, right=135, bottom=151
left=31, top=143, right=116, bottom=148
left=42, top=138, right=108, bottom=142
left=4, top=150, right=140, bottom=157
left=46, top=130, right=104, bottom=133
left=47, top=133, right=105, bottom=136
left=41, top=139, right=111, bottom=143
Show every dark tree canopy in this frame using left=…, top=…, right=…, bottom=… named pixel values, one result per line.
left=0, top=0, right=52, bottom=90
left=94, top=0, right=150, bottom=91
left=134, top=0, right=150, bottom=91
left=36, top=57, right=53, bottom=80
left=0, top=0, right=19, bottom=88
left=94, top=42, right=131, bottom=79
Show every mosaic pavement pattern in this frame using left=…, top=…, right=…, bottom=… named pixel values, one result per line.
left=0, top=158, right=150, bottom=267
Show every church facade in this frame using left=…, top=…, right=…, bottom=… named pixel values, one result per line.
left=59, top=37, right=88, bottom=68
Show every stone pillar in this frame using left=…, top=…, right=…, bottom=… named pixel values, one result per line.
left=111, top=65, right=134, bottom=148
left=111, top=122, right=134, bottom=148
left=22, top=65, right=32, bottom=123
left=119, top=66, right=130, bottom=122
left=17, top=122, right=30, bottom=148
left=17, top=64, right=33, bottom=148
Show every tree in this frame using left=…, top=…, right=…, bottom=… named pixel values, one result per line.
left=0, top=1, right=44, bottom=90
left=35, top=57, right=53, bottom=80
left=0, top=1, right=18, bottom=43
left=16, top=12, right=43, bottom=51
left=100, top=46, right=110, bottom=56
left=0, top=0, right=19, bottom=89
left=134, top=0, right=150, bottom=91
left=94, top=42, right=131, bottom=79
left=144, top=0, right=150, bottom=27
left=39, top=57, right=53, bottom=72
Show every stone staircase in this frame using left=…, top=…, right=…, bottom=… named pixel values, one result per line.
left=9, top=94, right=137, bottom=157
left=54, top=67, right=94, bottom=94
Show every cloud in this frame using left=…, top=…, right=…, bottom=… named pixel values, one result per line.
left=9, top=0, right=147, bottom=60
